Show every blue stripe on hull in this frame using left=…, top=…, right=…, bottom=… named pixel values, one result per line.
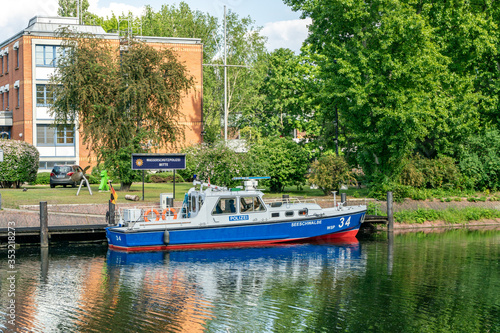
left=106, top=212, right=365, bottom=250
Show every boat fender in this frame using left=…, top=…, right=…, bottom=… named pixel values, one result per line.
left=163, top=230, right=170, bottom=245
left=162, top=208, right=177, bottom=220
left=144, top=209, right=160, bottom=222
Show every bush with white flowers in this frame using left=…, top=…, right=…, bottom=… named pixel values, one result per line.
left=0, top=139, right=39, bottom=188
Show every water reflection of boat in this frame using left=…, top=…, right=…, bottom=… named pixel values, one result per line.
left=106, top=238, right=363, bottom=267
left=106, top=177, right=366, bottom=252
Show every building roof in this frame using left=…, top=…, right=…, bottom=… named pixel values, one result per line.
left=0, top=16, right=202, bottom=48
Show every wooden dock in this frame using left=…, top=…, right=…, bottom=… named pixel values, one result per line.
left=0, top=224, right=108, bottom=246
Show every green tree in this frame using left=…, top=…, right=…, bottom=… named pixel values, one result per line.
left=248, top=48, right=319, bottom=139
left=308, top=154, right=355, bottom=194
left=58, top=0, right=90, bottom=20
left=285, top=0, right=482, bottom=182
left=179, top=141, right=267, bottom=187
left=89, top=3, right=267, bottom=143
left=50, top=31, right=194, bottom=190
left=203, top=10, right=268, bottom=142
left=458, top=129, right=500, bottom=190
left=250, top=137, right=309, bottom=192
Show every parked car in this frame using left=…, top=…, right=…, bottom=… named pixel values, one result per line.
left=49, top=165, right=78, bottom=188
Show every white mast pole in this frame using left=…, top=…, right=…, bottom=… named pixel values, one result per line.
left=224, top=5, right=228, bottom=141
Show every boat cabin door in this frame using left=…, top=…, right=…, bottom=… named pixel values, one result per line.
left=187, top=192, right=203, bottom=218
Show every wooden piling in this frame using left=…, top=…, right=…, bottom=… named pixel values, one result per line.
left=109, top=200, right=115, bottom=225
left=40, top=201, right=49, bottom=248
left=387, top=191, right=394, bottom=232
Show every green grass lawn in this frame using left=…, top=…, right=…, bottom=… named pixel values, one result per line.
left=0, top=183, right=194, bottom=209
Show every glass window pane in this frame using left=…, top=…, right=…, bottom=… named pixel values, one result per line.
left=65, top=127, right=74, bottom=144
left=45, top=46, right=54, bottom=66
left=36, top=46, right=44, bottom=65
left=36, top=85, right=45, bottom=105
left=46, top=127, right=55, bottom=144
left=37, top=126, right=45, bottom=144
left=56, top=126, right=64, bottom=143
left=46, top=88, right=54, bottom=104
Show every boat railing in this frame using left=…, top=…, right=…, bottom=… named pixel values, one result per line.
left=118, top=205, right=185, bottom=226
left=264, top=197, right=318, bottom=206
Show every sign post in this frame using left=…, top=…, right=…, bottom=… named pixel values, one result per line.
left=131, top=154, right=186, bottom=200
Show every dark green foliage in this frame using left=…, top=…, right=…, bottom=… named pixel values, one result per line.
left=30, top=172, right=51, bottom=185
left=148, top=172, right=185, bottom=183
left=400, top=155, right=462, bottom=189
left=458, top=129, right=500, bottom=190
left=179, top=141, right=267, bottom=187
left=285, top=0, right=497, bottom=181
left=0, top=139, right=39, bottom=188
left=251, top=137, right=310, bottom=192
left=308, top=154, right=356, bottom=194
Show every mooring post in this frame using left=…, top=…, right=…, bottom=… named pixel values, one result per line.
left=341, top=193, right=346, bottom=204
left=40, top=201, right=49, bottom=248
left=109, top=200, right=115, bottom=225
left=41, top=247, right=49, bottom=283
left=387, top=191, right=394, bottom=232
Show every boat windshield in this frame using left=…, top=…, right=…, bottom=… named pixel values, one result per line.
left=212, top=198, right=237, bottom=215
left=240, top=196, right=265, bottom=213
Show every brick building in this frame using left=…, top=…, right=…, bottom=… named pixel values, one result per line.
left=0, top=16, right=203, bottom=171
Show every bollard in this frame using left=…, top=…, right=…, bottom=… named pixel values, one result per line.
left=387, top=191, right=394, bottom=232
left=41, top=247, right=49, bottom=283
left=109, top=200, right=115, bottom=225
left=40, top=201, right=49, bottom=248
left=341, top=193, right=346, bottom=204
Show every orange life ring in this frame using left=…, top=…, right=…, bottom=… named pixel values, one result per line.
left=162, top=208, right=177, bottom=220
left=144, top=209, right=160, bottom=222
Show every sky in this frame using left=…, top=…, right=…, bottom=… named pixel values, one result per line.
left=0, top=0, right=311, bottom=53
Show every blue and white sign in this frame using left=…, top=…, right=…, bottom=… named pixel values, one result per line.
left=229, top=215, right=249, bottom=222
left=131, top=154, right=186, bottom=170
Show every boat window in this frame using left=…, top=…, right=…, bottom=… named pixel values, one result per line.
left=271, top=212, right=279, bottom=218
left=240, top=197, right=266, bottom=213
left=212, top=197, right=237, bottom=215
left=285, top=211, right=294, bottom=217
left=298, top=209, right=308, bottom=216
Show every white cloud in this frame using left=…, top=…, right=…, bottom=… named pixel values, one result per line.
left=0, top=0, right=58, bottom=42
left=87, top=0, right=145, bottom=18
left=0, top=0, right=146, bottom=43
left=261, top=18, right=311, bottom=53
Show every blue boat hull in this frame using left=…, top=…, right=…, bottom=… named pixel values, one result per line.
left=106, top=211, right=366, bottom=252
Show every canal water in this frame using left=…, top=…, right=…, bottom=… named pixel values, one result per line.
left=1, top=228, right=499, bottom=332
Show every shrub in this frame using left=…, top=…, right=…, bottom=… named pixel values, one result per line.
left=0, top=139, right=39, bottom=188
left=399, top=155, right=462, bottom=189
left=250, top=137, right=309, bottom=192
left=458, top=129, right=500, bottom=190
left=148, top=172, right=185, bottom=183
left=179, top=141, right=266, bottom=187
left=308, top=154, right=356, bottom=195
left=30, top=172, right=51, bottom=185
